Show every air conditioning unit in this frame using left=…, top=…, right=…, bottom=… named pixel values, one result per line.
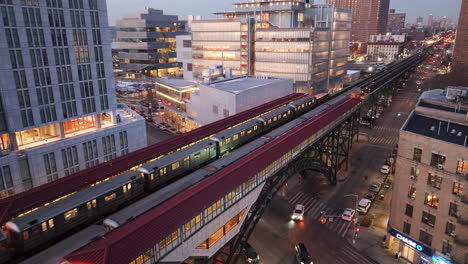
left=410, top=196, right=416, bottom=200
left=410, top=176, right=417, bottom=180
left=436, top=164, right=444, bottom=170
left=460, top=172, right=466, bottom=177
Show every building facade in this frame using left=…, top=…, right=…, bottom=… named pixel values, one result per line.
left=114, top=8, right=186, bottom=79
left=176, top=34, right=193, bottom=81
left=387, top=9, right=406, bottom=35
left=389, top=87, right=468, bottom=264
left=192, top=1, right=351, bottom=94
left=327, top=0, right=390, bottom=43
left=0, top=0, right=146, bottom=198
left=451, top=0, right=468, bottom=85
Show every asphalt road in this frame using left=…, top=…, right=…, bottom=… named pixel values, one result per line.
left=146, top=121, right=175, bottom=145
left=246, top=59, right=440, bottom=264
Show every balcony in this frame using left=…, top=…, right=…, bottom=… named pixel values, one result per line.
left=454, top=235, right=468, bottom=246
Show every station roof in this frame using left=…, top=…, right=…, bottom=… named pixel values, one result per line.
left=0, top=93, right=304, bottom=224
left=64, top=97, right=362, bottom=264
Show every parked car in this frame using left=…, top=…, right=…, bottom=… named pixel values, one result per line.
left=380, top=165, right=391, bottom=174
left=365, top=192, right=377, bottom=201
left=357, top=198, right=372, bottom=214
left=291, top=204, right=305, bottom=221
left=295, top=243, right=312, bottom=264
left=341, top=208, right=356, bottom=221
left=370, top=182, right=382, bottom=193
left=158, top=125, right=168, bottom=130
left=242, top=243, right=260, bottom=263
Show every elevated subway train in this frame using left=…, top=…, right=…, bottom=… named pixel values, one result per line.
left=0, top=94, right=321, bottom=260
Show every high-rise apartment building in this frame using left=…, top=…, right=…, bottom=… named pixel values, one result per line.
left=327, top=0, right=390, bottom=43
left=416, top=16, right=424, bottom=25
left=193, top=1, right=351, bottom=94
left=389, top=87, right=468, bottom=264
left=427, top=13, right=434, bottom=27
left=0, top=0, right=146, bottom=198
left=452, top=0, right=468, bottom=84
left=387, top=9, right=406, bottom=35
left=114, top=8, right=186, bottom=78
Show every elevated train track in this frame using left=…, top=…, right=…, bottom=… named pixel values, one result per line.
left=59, top=47, right=434, bottom=264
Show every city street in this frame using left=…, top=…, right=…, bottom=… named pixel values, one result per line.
left=247, top=59, right=441, bottom=264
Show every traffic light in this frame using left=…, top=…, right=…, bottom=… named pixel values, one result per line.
left=320, top=217, right=327, bottom=224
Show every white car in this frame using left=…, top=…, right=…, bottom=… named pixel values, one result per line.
left=357, top=198, right=372, bottom=214
left=291, top=204, right=305, bottom=221
left=341, top=208, right=356, bottom=221
left=380, top=165, right=391, bottom=174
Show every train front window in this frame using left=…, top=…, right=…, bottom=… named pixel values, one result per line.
left=64, top=208, right=78, bottom=221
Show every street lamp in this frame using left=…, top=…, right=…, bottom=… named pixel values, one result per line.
left=344, top=194, right=359, bottom=243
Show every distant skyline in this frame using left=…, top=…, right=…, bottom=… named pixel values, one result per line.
left=106, top=0, right=462, bottom=26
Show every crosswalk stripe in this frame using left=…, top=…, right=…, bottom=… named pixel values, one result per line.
left=289, top=192, right=306, bottom=204
left=338, top=221, right=352, bottom=237
left=309, top=202, right=327, bottom=217
left=303, top=199, right=316, bottom=211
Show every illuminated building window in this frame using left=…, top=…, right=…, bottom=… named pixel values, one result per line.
left=63, top=115, right=96, bottom=135
left=424, top=193, right=439, bottom=208
left=197, top=208, right=246, bottom=249
left=427, top=173, right=442, bottom=189
left=407, top=184, right=416, bottom=199
left=456, top=160, right=468, bottom=174
left=15, top=123, right=59, bottom=146
left=452, top=182, right=463, bottom=195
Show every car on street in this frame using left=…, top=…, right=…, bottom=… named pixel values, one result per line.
left=341, top=208, right=355, bottom=221
left=291, top=204, right=305, bottom=221
left=365, top=192, right=377, bottom=201
left=158, top=125, right=168, bottom=130
left=242, top=243, right=260, bottom=263
left=416, top=81, right=423, bottom=86
left=357, top=198, right=372, bottom=214
left=370, top=182, right=382, bottom=193
left=295, top=243, right=312, bottom=264
left=380, top=165, right=391, bottom=174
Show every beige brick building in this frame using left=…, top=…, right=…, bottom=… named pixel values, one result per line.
left=389, top=87, right=468, bottom=264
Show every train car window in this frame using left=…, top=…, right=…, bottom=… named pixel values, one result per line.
left=253, top=125, right=257, bottom=131
left=92, top=199, right=96, bottom=208
left=41, top=222, right=47, bottom=232
left=127, top=183, right=132, bottom=191
left=194, top=152, right=201, bottom=159
left=273, top=117, right=277, bottom=121
left=123, top=185, right=127, bottom=193
left=48, top=219, right=54, bottom=228
left=87, top=201, right=92, bottom=210
left=283, top=113, right=287, bottom=118
left=159, top=168, right=166, bottom=176
left=105, top=193, right=116, bottom=202
left=233, top=134, right=238, bottom=141
left=171, top=162, right=180, bottom=170
left=150, top=173, right=154, bottom=181
left=288, top=110, right=291, bottom=114
left=241, top=131, right=245, bottom=136
left=225, top=138, right=231, bottom=144
left=23, top=231, right=29, bottom=240
left=64, top=208, right=78, bottom=221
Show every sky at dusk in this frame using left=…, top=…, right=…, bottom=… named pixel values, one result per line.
left=106, top=0, right=462, bottom=26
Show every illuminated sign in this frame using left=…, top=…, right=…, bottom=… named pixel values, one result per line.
left=389, top=228, right=432, bottom=256
left=432, top=252, right=453, bottom=264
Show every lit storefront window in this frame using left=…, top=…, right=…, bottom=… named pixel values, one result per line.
left=0, top=134, right=11, bottom=151
left=16, top=124, right=60, bottom=146
left=64, top=115, right=96, bottom=135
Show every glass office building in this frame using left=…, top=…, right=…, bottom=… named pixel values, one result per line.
left=193, top=1, right=351, bottom=94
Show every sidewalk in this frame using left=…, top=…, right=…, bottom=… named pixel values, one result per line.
left=353, top=225, right=399, bottom=264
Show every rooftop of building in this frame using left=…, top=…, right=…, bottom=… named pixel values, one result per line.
left=156, top=78, right=198, bottom=91
left=204, top=76, right=288, bottom=94
left=418, top=87, right=468, bottom=114
left=403, top=113, right=468, bottom=148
